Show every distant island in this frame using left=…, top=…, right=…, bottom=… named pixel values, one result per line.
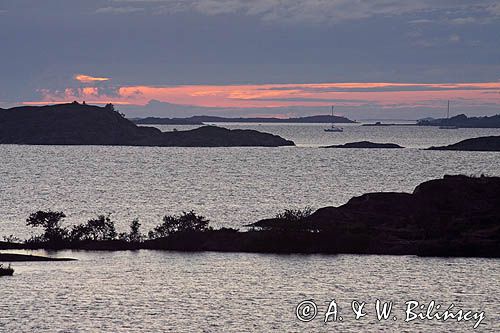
left=361, top=121, right=415, bottom=127
left=324, top=141, right=404, bottom=149
left=132, top=117, right=203, bottom=125
left=132, top=114, right=356, bottom=125
left=418, top=114, right=500, bottom=128
left=321, top=136, right=500, bottom=151
left=2, top=175, right=498, bottom=258
left=0, top=102, right=294, bottom=147
left=361, top=121, right=393, bottom=127
left=428, top=135, right=500, bottom=151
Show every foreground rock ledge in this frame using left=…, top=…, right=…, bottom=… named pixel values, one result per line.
left=0, top=103, right=295, bottom=147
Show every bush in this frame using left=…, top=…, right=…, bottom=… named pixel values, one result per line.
left=248, top=207, right=315, bottom=232
left=70, top=214, right=117, bottom=242
left=2, top=235, right=22, bottom=243
left=275, top=207, right=313, bottom=222
left=148, top=211, right=210, bottom=239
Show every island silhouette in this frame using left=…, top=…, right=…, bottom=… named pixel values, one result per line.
left=428, top=136, right=500, bottom=151
left=0, top=102, right=294, bottom=147
left=322, top=137, right=500, bottom=151
left=132, top=114, right=356, bottom=125
left=2, top=175, right=498, bottom=258
left=324, top=141, right=404, bottom=149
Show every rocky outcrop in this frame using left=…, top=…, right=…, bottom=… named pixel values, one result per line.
left=248, top=175, right=500, bottom=257
left=0, top=103, right=294, bottom=147
left=428, top=136, right=500, bottom=151
left=324, top=141, right=404, bottom=149
left=158, top=126, right=295, bottom=147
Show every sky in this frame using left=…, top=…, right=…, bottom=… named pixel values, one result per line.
left=1, top=0, right=499, bottom=119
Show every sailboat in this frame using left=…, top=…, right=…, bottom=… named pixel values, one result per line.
left=324, top=106, right=343, bottom=132
left=439, top=100, right=458, bottom=129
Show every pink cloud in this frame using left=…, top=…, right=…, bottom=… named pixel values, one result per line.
left=74, top=74, right=110, bottom=83
left=25, top=81, right=500, bottom=110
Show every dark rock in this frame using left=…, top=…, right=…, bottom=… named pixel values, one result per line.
left=158, top=126, right=295, bottom=147
left=427, top=136, right=500, bottom=151
left=0, top=103, right=295, bottom=147
left=249, top=175, right=500, bottom=257
left=324, top=141, right=404, bottom=149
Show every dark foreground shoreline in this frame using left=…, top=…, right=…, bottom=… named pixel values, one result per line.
left=1, top=175, right=498, bottom=258
left=2, top=234, right=496, bottom=258
left=1, top=231, right=497, bottom=258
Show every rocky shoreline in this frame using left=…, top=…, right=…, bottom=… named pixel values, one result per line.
left=1, top=175, right=498, bottom=258
left=322, top=136, right=500, bottom=151
left=428, top=135, right=500, bottom=151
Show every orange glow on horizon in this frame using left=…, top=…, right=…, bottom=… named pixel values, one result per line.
left=32, top=81, right=500, bottom=110
left=22, top=100, right=132, bottom=106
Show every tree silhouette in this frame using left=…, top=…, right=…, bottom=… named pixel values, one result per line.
left=70, top=214, right=117, bottom=241
left=26, top=211, right=68, bottom=244
left=119, top=218, right=143, bottom=242
left=148, top=211, right=210, bottom=239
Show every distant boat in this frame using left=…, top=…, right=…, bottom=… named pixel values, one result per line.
left=324, top=106, right=344, bottom=132
left=439, top=100, right=458, bottom=129
left=0, top=264, right=14, bottom=276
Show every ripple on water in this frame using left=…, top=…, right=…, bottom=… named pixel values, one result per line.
left=1, top=124, right=500, bottom=238
left=0, top=251, right=498, bottom=332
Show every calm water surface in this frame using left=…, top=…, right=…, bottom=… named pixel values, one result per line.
left=1, top=124, right=499, bottom=332
left=1, top=250, right=499, bottom=332
left=1, top=123, right=499, bottom=237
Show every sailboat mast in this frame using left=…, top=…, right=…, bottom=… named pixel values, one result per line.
left=331, top=105, right=334, bottom=127
left=447, top=100, right=450, bottom=119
